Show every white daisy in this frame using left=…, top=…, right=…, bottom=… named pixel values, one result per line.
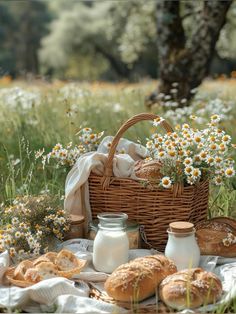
left=225, top=168, right=235, bottom=178
left=183, top=157, right=193, bottom=166
left=153, top=117, right=165, bottom=126
left=161, top=177, right=172, bottom=189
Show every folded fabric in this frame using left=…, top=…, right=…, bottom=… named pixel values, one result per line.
left=64, top=136, right=147, bottom=227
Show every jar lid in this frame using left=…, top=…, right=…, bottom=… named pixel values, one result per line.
left=169, top=221, right=194, bottom=233
left=89, top=219, right=139, bottom=231
left=69, top=214, right=85, bottom=225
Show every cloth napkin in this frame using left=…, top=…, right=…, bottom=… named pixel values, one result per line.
left=64, top=136, right=147, bottom=225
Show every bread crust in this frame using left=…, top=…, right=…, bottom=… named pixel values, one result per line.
left=196, top=217, right=236, bottom=257
left=134, top=160, right=162, bottom=182
left=159, top=268, right=222, bottom=310
left=104, top=255, right=177, bottom=302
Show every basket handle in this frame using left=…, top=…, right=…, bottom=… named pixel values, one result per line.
left=101, top=113, right=173, bottom=188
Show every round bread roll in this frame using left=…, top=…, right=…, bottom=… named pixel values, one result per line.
left=104, top=255, right=177, bottom=302
left=14, top=260, right=34, bottom=281
left=159, top=268, right=222, bottom=310
left=55, top=249, right=79, bottom=271
left=134, top=160, right=162, bottom=182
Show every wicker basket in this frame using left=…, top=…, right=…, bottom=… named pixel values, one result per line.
left=87, top=113, right=209, bottom=251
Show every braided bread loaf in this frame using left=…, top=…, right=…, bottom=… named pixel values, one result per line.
left=159, top=268, right=222, bottom=310
left=104, top=255, right=177, bottom=302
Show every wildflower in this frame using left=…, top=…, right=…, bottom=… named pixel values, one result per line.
left=153, top=117, right=164, bottom=126
left=225, top=168, right=235, bottom=178
left=210, top=114, right=221, bottom=123
left=168, top=150, right=176, bottom=158
left=183, top=158, right=193, bottom=166
left=222, top=135, right=231, bottom=144
left=184, top=166, right=193, bottom=175
left=192, top=168, right=201, bottom=178
left=190, top=115, right=197, bottom=120
left=214, top=176, right=223, bottom=186
left=199, top=151, right=208, bottom=160
left=15, top=231, right=21, bottom=239
left=206, top=156, right=214, bottom=165
left=161, top=177, right=172, bottom=189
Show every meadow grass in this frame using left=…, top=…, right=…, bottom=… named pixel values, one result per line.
left=0, top=78, right=236, bottom=311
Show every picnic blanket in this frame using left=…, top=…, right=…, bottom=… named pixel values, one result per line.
left=1, top=239, right=236, bottom=313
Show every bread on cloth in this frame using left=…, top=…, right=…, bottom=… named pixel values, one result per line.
left=104, top=255, right=177, bottom=302
left=5, top=249, right=87, bottom=287
left=134, top=160, right=162, bottom=182
left=159, top=268, right=222, bottom=310
left=196, top=217, right=236, bottom=257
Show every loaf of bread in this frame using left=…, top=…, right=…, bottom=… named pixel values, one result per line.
left=196, top=217, right=236, bottom=257
left=159, top=268, right=222, bottom=310
left=134, top=160, right=162, bottom=182
left=104, top=255, right=177, bottom=302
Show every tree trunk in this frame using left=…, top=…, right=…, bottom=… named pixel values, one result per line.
left=146, top=0, right=232, bottom=108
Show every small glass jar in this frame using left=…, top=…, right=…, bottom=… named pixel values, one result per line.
left=165, top=221, right=200, bottom=271
left=88, top=219, right=140, bottom=249
left=93, top=212, right=129, bottom=273
left=64, top=214, right=85, bottom=240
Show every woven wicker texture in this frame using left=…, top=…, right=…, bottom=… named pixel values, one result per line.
left=87, top=113, right=209, bottom=251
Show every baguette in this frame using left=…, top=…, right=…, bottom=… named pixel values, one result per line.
left=104, top=255, right=177, bottom=302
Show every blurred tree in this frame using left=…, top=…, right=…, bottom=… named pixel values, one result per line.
left=0, top=1, right=51, bottom=77
left=40, top=0, right=158, bottom=80
left=9, top=1, right=51, bottom=75
left=0, top=4, right=16, bottom=75
left=147, top=0, right=233, bottom=107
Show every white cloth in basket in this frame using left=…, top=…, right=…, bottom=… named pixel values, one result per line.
left=64, top=136, right=147, bottom=222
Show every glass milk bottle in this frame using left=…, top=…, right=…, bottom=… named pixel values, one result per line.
left=93, top=213, right=129, bottom=273
left=165, top=221, right=200, bottom=271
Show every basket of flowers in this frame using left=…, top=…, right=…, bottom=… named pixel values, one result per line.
left=88, top=113, right=235, bottom=251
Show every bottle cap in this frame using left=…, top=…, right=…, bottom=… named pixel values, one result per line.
left=69, top=214, right=85, bottom=225
left=169, top=221, right=194, bottom=233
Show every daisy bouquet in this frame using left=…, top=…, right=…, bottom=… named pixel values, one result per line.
left=36, top=128, right=104, bottom=168
left=0, top=195, right=70, bottom=261
left=146, top=114, right=235, bottom=189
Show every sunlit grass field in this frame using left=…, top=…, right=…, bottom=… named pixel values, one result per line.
left=0, top=78, right=236, bottom=214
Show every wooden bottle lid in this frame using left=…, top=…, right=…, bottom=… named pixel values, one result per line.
left=169, top=221, right=194, bottom=233
left=69, top=214, right=85, bottom=225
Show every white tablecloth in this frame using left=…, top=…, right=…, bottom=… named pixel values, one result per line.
left=1, top=239, right=236, bottom=313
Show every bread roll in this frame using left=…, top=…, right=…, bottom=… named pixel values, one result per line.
left=196, top=217, right=236, bottom=257
left=14, top=260, right=34, bottom=281
left=33, top=252, right=58, bottom=266
left=134, top=160, right=162, bottom=181
left=104, top=255, right=177, bottom=302
left=159, top=268, right=222, bottom=310
left=25, top=262, right=59, bottom=283
left=55, top=249, right=79, bottom=271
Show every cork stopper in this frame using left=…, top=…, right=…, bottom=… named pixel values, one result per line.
left=169, top=221, right=194, bottom=233
left=69, top=214, right=85, bottom=225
